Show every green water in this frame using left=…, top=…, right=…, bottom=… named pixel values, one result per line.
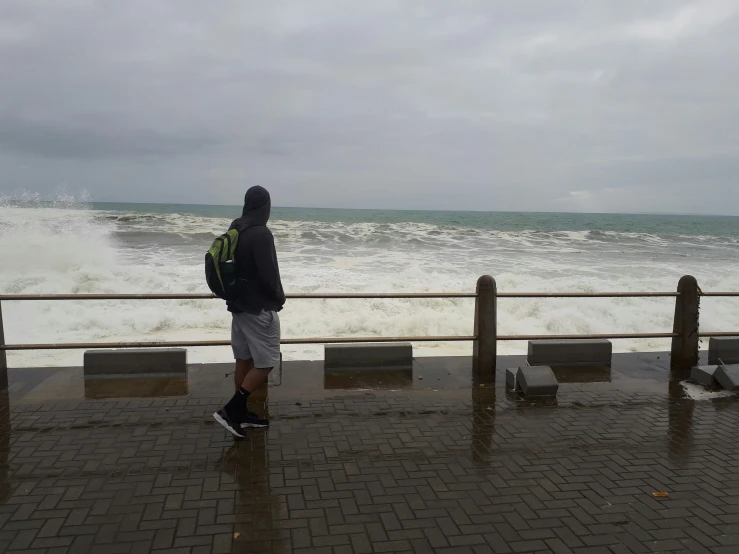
left=90, top=202, right=739, bottom=238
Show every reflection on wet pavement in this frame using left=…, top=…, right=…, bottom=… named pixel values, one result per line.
left=216, top=394, right=286, bottom=553
left=84, top=375, right=188, bottom=399
left=668, top=378, right=694, bottom=462
left=551, top=363, right=611, bottom=383
left=0, top=387, right=8, bottom=505
left=470, top=386, right=495, bottom=467
left=1, top=353, right=738, bottom=553
left=324, top=369, right=413, bottom=390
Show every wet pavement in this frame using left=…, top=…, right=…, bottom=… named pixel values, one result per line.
left=1, top=353, right=739, bottom=553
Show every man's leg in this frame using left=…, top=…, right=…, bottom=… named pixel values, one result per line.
left=240, top=366, right=272, bottom=393
left=214, top=314, right=254, bottom=438
left=239, top=309, right=280, bottom=419
left=219, top=366, right=272, bottom=432
left=232, top=366, right=273, bottom=429
left=215, top=311, right=280, bottom=436
left=234, top=358, right=255, bottom=391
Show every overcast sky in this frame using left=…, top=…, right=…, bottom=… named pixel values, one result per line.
left=1, top=1, right=738, bottom=214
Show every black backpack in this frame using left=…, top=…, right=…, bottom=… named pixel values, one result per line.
left=205, top=229, right=239, bottom=300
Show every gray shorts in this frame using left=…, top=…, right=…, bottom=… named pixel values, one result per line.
left=231, top=310, right=281, bottom=368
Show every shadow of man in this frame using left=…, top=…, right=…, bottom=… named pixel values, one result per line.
left=216, top=387, right=286, bottom=553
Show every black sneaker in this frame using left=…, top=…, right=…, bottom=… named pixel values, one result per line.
left=213, top=408, right=245, bottom=438
left=240, top=411, right=269, bottom=429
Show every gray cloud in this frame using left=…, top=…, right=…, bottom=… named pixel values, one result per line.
left=0, top=116, right=223, bottom=159
left=1, top=0, right=738, bottom=213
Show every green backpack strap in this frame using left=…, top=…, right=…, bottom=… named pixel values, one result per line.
left=224, top=229, right=239, bottom=261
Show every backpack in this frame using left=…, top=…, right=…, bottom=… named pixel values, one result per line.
left=205, top=228, right=240, bottom=300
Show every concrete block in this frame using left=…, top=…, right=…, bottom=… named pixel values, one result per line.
left=690, top=365, right=718, bottom=387
left=505, top=368, right=520, bottom=391
left=528, top=339, right=612, bottom=366
left=708, top=337, right=739, bottom=365
left=518, top=365, right=559, bottom=397
left=715, top=364, right=739, bottom=392
left=84, top=348, right=187, bottom=377
left=325, top=343, right=412, bottom=370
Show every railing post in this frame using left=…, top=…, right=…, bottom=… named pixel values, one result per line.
left=473, top=275, right=497, bottom=381
left=0, top=300, right=7, bottom=391
left=670, top=275, right=700, bottom=371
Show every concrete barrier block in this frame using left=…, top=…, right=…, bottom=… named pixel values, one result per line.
left=325, top=343, right=412, bottom=369
left=505, top=368, right=520, bottom=391
left=84, top=349, right=187, bottom=377
left=708, top=337, right=739, bottom=365
left=518, top=365, right=559, bottom=397
left=715, top=365, right=739, bottom=392
left=528, top=339, right=612, bottom=366
left=690, top=365, right=718, bottom=387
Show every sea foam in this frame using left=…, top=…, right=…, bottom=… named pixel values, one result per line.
left=2, top=200, right=739, bottom=367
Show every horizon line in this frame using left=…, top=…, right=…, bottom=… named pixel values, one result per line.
left=86, top=200, right=739, bottom=218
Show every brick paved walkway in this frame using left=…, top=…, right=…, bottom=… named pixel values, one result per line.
left=1, top=355, right=739, bottom=553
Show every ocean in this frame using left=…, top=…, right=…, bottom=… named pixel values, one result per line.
left=2, top=198, right=739, bottom=367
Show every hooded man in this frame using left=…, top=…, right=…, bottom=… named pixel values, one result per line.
left=213, top=186, right=286, bottom=438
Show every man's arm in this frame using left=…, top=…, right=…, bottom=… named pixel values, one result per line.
left=253, top=230, right=286, bottom=307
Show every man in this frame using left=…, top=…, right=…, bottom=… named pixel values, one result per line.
left=213, top=185, right=285, bottom=438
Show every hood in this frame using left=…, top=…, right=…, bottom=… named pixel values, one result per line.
left=233, top=186, right=271, bottom=231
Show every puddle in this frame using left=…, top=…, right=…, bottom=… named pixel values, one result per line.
left=550, top=364, right=611, bottom=383
left=84, top=375, right=188, bottom=399
left=324, top=369, right=413, bottom=390
left=680, top=380, right=735, bottom=400
left=4, top=352, right=737, bottom=406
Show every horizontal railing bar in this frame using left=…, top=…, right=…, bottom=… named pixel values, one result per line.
left=0, top=293, right=475, bottom=300
left=497, top=292, right=679, bottom=298
left=498, top=332, right=678, bottom=341
left=0, top=336, right=477, bottom=350
left=0, top=292, right=686, bottom=301
left=698, top=332, right=739, bottom=337
left=0, top=341, right=232, bottom=350
left=2, top=294, right=216, bottom=300
left=1, top=332, right=694, bottom=351
left=699, top=293, right=739, bottom=297
left=289, top=293, right=477, bottom=299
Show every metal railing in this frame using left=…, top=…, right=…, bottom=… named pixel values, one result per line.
left=0, top=291, right=686, bottom=300
left=0, top=291, right=682, bottom=350
left=0, top=275, right=737, bottom=375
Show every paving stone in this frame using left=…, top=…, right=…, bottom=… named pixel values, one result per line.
left=2, top=356, right=739, bottom=554
left=690, top=365, right=719, bottom=387
left=715, top=364, right=739, bottom=391
left=517, top=366, right=559, bottom=397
